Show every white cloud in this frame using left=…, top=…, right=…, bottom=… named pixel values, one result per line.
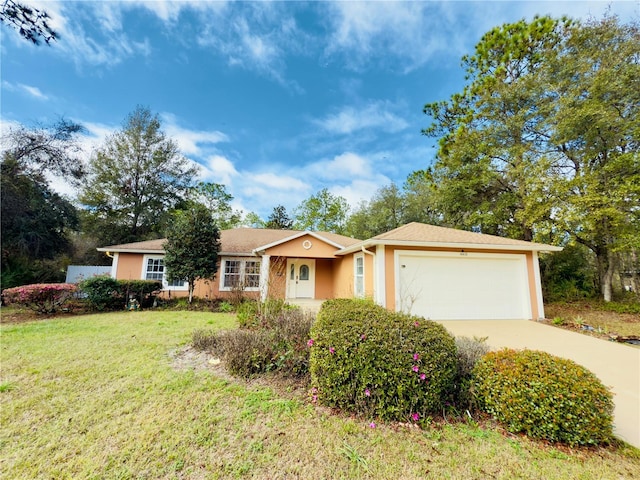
left=316, top=101, right=409, bottom=135
left=196, top=3, right=307, bottom=92
left=323, top=2, right=457, bottom=72
left=161, top=114, right=228, bottom=156
left=252, top=172, right=308, bottom=191
left=2, top=81, right=49, bottom=100
left=331, top=177, right=392, bottom=210
left=306, top=152, right=372, bottom=181
left=197, top=154, right=239, bottom=186
left=22, top=1, right=151, bottom=68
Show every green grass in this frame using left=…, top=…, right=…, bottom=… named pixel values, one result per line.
left=1, top=311, right=639, bottom=479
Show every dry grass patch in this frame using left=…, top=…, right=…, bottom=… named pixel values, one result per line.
left=1, top=311, right=639, bottom=479
left=545, top=301, right=640, bottom=340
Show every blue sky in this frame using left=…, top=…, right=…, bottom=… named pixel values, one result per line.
left=2, top=1, right=638, bottom=218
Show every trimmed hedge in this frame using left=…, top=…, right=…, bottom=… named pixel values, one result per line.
left=309, top=299, right=457, bottom=422
left=2, top=283, right=77, bottom=314
left=78, top=277, right=162, bottom=311
left=472, top=349, right=614, bottom=446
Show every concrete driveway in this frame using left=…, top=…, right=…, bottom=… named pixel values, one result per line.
left=436, top=320, right=640, bottom=449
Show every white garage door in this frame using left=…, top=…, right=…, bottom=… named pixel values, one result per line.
left=396, top=251, right=531, bottom=320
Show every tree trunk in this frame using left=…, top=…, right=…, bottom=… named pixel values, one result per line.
left=188, top=282, right=194, bottom=304
left=596, top=248, right=615, bottom=302
left=630, top=248, right=640, bottom=301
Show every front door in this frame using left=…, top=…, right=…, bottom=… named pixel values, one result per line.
left=287, top=259, right=316, bottom=299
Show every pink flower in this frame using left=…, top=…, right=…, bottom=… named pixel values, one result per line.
left=311, top=387, right=318, bottom=394
left=411, top=413, right=420, bottom=422
left=412, top=365, right=419, bottom=373
left=312, top=395, right=318, bottom=403
left=360, top=334, right=366, bottom=341
left=414, top=321, right=419, bottom=327
left=420, top=373, right=426, bottom=381
left=413, top=353, right=420, bottom=361
left=307, top=339, right=314, bottom=347
left=329, top=347, right=336, bottom=354
left=365, top=388, right=371, bottom=397
left=369, top=422, right=376, bottom=428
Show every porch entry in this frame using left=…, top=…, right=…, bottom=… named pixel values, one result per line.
left=286, top=258, right=316, bottom=299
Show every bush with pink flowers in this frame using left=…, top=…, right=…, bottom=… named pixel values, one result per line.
left=3, top=283, right=77, bottom=314
left=309, top=299, right=457, bottom=422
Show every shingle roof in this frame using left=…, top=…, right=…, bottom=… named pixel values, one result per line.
left=338, top=222, right=562, bottom=253
left=98, top=228, right=361, bottom=255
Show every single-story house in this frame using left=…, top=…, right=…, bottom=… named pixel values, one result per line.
left=97, top=222, right=561, bottom=320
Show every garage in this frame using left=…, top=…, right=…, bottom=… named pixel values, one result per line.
left=396, top=250, right=532, bottom=320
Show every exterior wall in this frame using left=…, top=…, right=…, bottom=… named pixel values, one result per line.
left=264, top=234, right=339, bottom=258
left=364, top=252, right=375, bottom=298
left=268, top=256, right=287, bottom=299
left=315, top=258, right=334, bottom=299
left=381, top=246, right=543, bottom=319
left=525, top=252, right=540, bottom=319
left=332, top=255, right=354, bottom=298
left=115, top=253, right=144, bottom=280
left=330, top=252, right=375, bottom=300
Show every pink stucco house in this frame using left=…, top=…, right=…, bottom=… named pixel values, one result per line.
left=98, top=222, right=561, bottom=320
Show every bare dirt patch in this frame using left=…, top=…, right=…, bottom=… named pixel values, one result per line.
left=168, top=345, right=311, bottom=400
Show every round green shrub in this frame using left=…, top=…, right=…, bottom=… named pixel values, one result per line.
left=309, top=298, right=457, bottom=421
left=472, top=349, right=614, bottom=446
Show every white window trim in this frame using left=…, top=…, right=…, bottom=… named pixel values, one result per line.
left=354, top=253, right=365, bottom=298
left=219, top=257, right=262, bottom=292
left=141, top=254, right=188, bottom=291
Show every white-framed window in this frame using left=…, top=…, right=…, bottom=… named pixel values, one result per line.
left=354, top=253, right=365, bottom=298
left=220, top=257, right=262, bottom=291
left=142, top=255, right=188, bottom=290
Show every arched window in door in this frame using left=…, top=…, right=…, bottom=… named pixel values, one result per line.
left=299, top=264, right=309, bottom=281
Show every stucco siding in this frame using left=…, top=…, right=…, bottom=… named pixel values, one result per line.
left=115, top=253, right=144, bottom=280
left=315, top=259, right=334, bottom=299
left=331, top=255, right=354, bottom=298
left=264, top=234, right=339, bottom=258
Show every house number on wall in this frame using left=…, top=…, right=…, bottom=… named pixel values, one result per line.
left=302, top=240, right=312, bottom=250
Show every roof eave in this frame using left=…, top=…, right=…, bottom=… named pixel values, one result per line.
left=253, top=230, right=345, bottom=254
left=336, top=239, right=563, bottom=255
left=97, top=247, right=165, bottom=254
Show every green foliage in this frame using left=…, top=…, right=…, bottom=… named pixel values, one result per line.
left=265, top=205, right=294, bottom=230
left=186, top=182, right=242, bottom=230
left=309, top=299, right=457, bottom=421
left=2, top=283, right=77, bottom=314
left=236, top=301, right=259, bottom=328
left=472, top=349, right=614, bottom=446
left=421, top=15, right=640, bottom=301
left=163, top=204, right=221, bottom=303
left=600, top=301, right=640, bottom=315
left=79, top=106, right=198, bottom=245
left=217, top=301, right=234, bottom=313
left=79, top=277, right=161, bottom=311
left=1, top=156, right=79, bottom=289
left=451, top=336, right=490, bottom=409
left=540, top=245, right=597, bottom=301
left=78, top=276, right=121, bottom=311
left=203, top=307, right=313, bottom=378
left=237, top=299, right=297, bottom=329
left=294, top=188, right=349, bottom=234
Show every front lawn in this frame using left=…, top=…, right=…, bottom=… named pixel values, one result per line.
left=1, top=311, right=638, bottom=479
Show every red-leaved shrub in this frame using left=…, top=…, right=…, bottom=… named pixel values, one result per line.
left=3, top=283, right=77, bottom=314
